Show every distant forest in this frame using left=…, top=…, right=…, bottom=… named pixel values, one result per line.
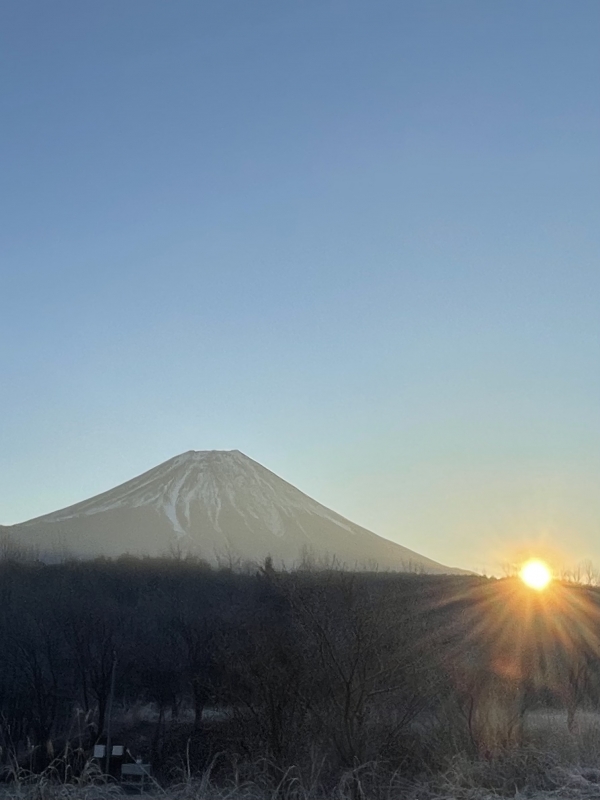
left=1, top=546, right=600, bottom=790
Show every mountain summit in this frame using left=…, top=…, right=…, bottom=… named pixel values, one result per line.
left=8, top=450, right=462, bottom=572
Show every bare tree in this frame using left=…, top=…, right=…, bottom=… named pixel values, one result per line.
left=284, top=572, right=439, bottom=768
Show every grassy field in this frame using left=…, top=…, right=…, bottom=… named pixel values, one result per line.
left=4, top=701, right=600, bottom=798
left=3, top=727, right=600, bottom=800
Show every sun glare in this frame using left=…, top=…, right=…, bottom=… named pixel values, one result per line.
left=520, top=559, right=552, bottom=590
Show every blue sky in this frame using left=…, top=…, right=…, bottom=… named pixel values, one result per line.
left=1, top=0, right=598, bottom=572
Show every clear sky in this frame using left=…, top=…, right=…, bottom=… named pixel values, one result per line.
left=1, top=0, right=598, bottom=573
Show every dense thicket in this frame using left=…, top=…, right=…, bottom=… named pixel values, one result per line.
left=1, top=554, right=599, bottom=786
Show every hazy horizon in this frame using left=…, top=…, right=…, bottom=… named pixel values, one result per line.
left=2, top=1, right=599, bottom=574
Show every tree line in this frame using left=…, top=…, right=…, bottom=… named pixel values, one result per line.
left=1, top=552, right=599, bottom=787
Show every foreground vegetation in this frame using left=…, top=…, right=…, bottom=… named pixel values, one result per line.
left=2, top=548, right=600, bottom=797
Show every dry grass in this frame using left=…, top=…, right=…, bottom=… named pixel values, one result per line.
left=525, top=710, right=600, bottom=768
left=2, top=754, right=600, bottom=800
left=4, top=712, right=600, bottom=800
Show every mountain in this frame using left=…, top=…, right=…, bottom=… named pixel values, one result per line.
left=7, top=450, right=464, bottom=572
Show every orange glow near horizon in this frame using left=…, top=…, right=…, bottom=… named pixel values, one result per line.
left=520, top=559, right=552, bottom=590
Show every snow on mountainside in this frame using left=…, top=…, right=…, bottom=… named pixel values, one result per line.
left=24, top=450, right=352, bottom=537
left=8, top=450, right=465, bottom=573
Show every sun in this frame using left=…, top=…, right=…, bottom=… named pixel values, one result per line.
left=520, top=559, right=552, bottom=590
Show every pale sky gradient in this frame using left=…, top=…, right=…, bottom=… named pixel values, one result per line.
left=1, top=0, right=599, bottom=573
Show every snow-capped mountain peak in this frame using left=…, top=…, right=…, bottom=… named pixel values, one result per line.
left=9, top=450, right=464, bottom=573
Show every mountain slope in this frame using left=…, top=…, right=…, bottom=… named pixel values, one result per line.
left=7, top=450, right=464, bottom=572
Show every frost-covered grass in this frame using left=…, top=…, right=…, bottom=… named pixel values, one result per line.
left=525, top=710, right=600, bottom=768
left=3, top=712, right=600, bottom=800
left=2, top=754, right=600, bottom=800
